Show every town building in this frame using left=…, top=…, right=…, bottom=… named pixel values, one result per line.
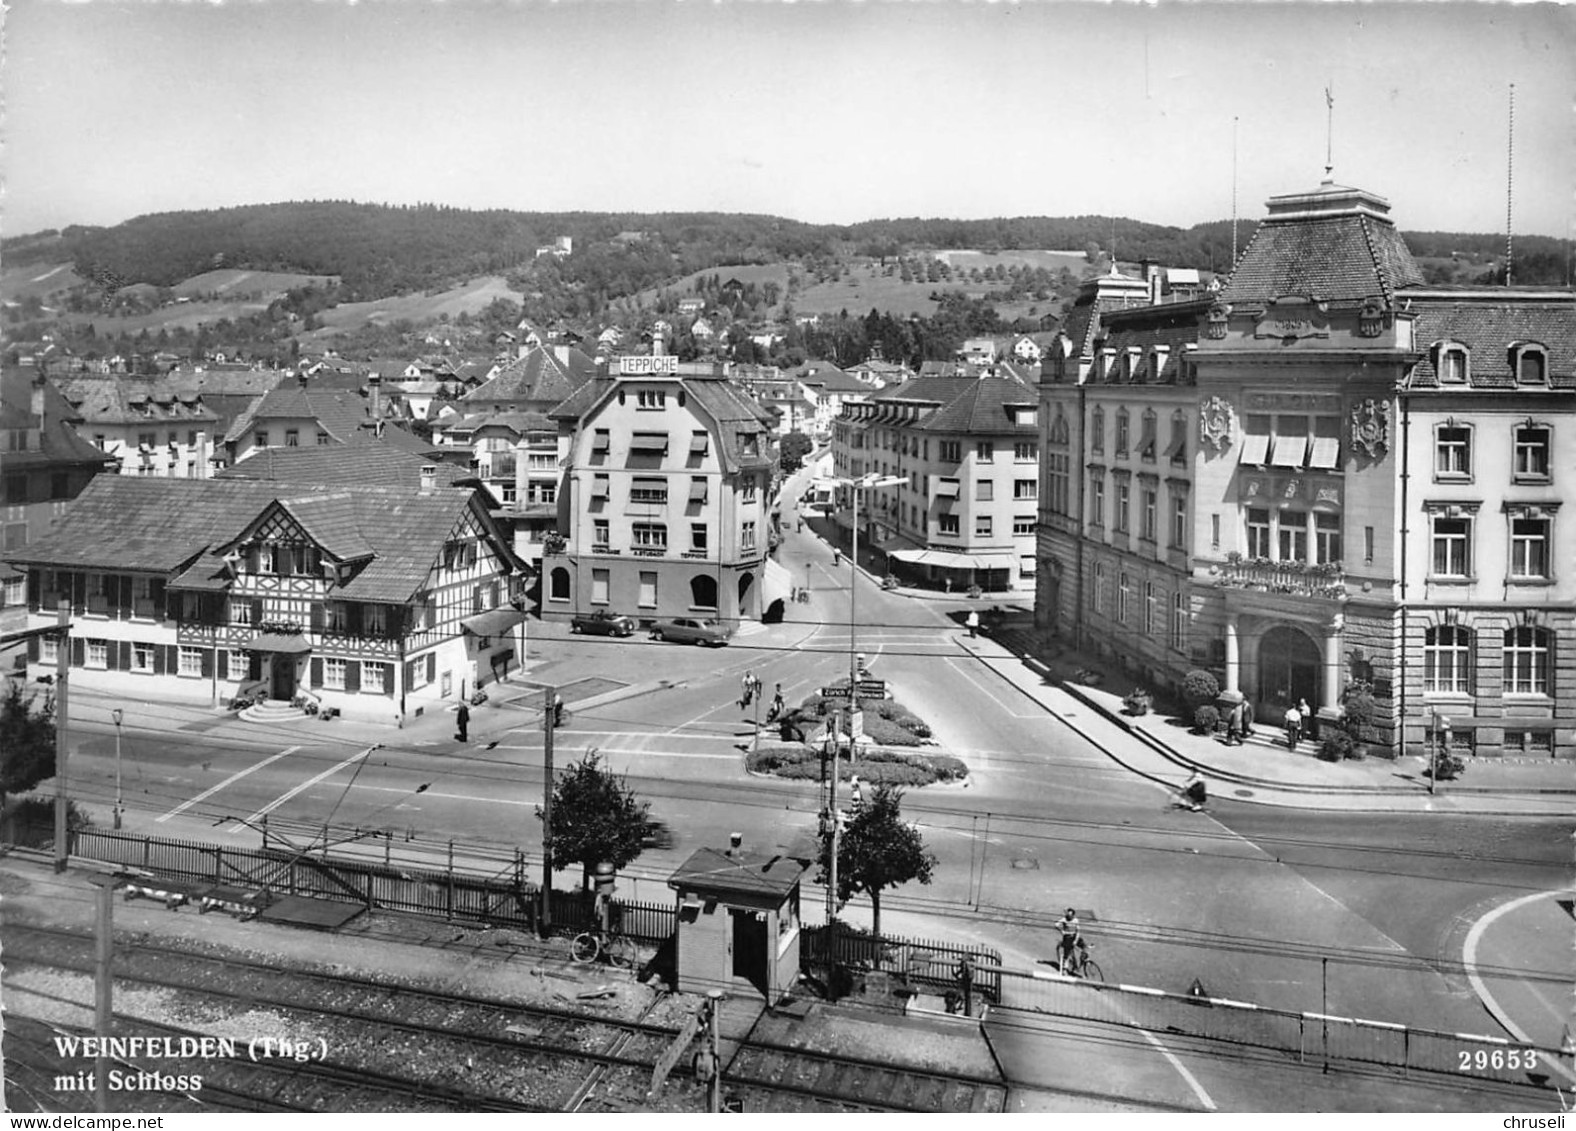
left=222, top=373, right=433, bottom=466
left=7, top=476, right=526, bottom=723
left=1037, top=178, right=1575, bottom=759
left=52, top=374, right=220, bottom=479
left=830, top=371, right=1040, bottom=592
left=542, top=357, right=779, bottom=626
left=1, top=374, right=118, bottom=656
left=430, top=409, right=567, bottom=572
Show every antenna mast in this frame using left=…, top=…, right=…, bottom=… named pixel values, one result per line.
left=1232, top=116, right=1240, bottom=268
left=1324, top=84, right=1335, bottom=179
left=1506, top=82, right=1515, bottom=287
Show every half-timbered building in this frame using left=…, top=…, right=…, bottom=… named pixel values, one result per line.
left=6, top=476, right=526, bottom=723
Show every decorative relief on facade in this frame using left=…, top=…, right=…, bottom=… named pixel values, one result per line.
left=1357, top=301, right=1386, bottom=338
left=1349, top=399, right=1390, bottom=458
left=1205, top=304, right=1230, bottom=340
left=1198, top=396, right=1237, bottom=453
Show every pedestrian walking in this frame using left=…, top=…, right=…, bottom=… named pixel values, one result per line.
left=1297, top=698, right=1313, bottom=741
left=553, top=694, right=566, bottom=728
left=849, top=774, right=864, bottom=809
left=966, top=609, right=980, bottom=638
left=1284, top=702, right=1302, bottom=750
left=740, top=671, right=754, bottom=709
left=1225, top=702, right=1243, bottom=745
left=770, top=683, right=785, bottom=722
left=1242, top=699, right=1255, bottom=738
left=751, top=673, right=763, bottom=700
left=455, top=700, right=470, bottom=742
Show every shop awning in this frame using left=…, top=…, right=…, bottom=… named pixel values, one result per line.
left=461, top=608, right=527, bottom=637
left=889, top=548, right=1008, bottom=571
left=246, top=632, right=313, bottom=654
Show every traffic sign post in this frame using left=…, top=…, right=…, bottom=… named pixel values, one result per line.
left=855, top=679, right=886, bottom=698
left=820, top=685, right=853, bottom=699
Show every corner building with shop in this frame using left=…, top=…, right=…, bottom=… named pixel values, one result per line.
left=1038, top=178, right=1575, bottom=759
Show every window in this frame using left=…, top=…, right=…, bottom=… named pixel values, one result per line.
left=940, top=440, right=961, bottom=463
left=1117, top=573, right=1131, bottom=624
left=1014, top=478, right=1037, bottom=500
left=976, top=441, right=994, bottom=461
left=285, top=429, right=300, bottom=447
left=1315, top=513, right=1342, bottom=564
left=549, top=567, right=570, bottom=601
left=938, top=513, right=960, bottom=536
left=1247, top=508, right=1271, bottom=558
left=1166, top=412, right=1188, bottom=466
left=638, top=571, right=658, bottom=608
left=1138, top=410, right=1157, bottom=461
left=363, top=663, right=386, bottom=694
left=976, top=480, right=994, bottom=502
left=1115, top=410, right=1129, bottom=457
left=593, top=519, right=610, bottom=546
left=1278, top=510, right=1308, bottom=562
left=529, top=482, right=557, bottom=505
left=500, top=483, right=518, bottom=505
left=1509, top=517, right=1550, bottom=579
left=691, top=523, right=708, bottom=552
left=1513, top=425, right=1550, bottom=481
left=1211, top=513, right=1221, bottom=549
left=1424, top=625, right=1472, bottom=693
left=1364, top=526, right=1375, bottom=564
left=1090, top=408, right=1105, bottom=455
left=590, top=473, right=610, bottom=500
left=1431, top=516, right=1471, bottom=577
left=591, top=568, right=610, bottom=604
left=632, top=523, right=668, bottom=550
left=630, top=477, right=668, bottom=504
left=1514, top=345, right=1547, bottom=385
left=591, top=429, right=611, bottom=455
left=1170, top=591, right=1187, bottom=652
left=324, top=657, right=347, bottom=690
left=41, top=635, right=58, bottom=665
left=1015, top=441, right=1037, bottom=461
left=1013, top=515, right=1036, bottom=535
left=1435, top=425, right=1471, bottom=479
left=178, top=646, right=203, bottom=676
left=254, top=430, right=269, bottom=449
left=87, top=639, right=108, bottom=668
left=1145, top=582, right=1158, bottom=635
left=1114, top=480, right=1130, bottom=533
left=1171, top=495, right=1188, bottom=549
left=1089, top=476, right=1105, bottom=528
left=317, top=431, right=331, bottom=445
left=1141, top=488, right=1157, bottom=541
left=742, top=521, right=757, bottom=550
left=365, top=605, right=387, bottom=635
left=741, top=433, right=760, bottom=456
left=1503, top=626, right=1551, bottom=695
left=975, top=515, right=992, bottom=537
left=1048, top=453, right=1069, bottom=515
left=636, top=388, right=666, bottom=409
left=1093, top=561, right=1106, bottom=613
left=1436, top=344, right=1468, bottom=384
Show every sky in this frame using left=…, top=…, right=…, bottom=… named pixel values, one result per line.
left=3, top=1, right=1574, bottom=240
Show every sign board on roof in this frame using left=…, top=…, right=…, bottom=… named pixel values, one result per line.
left=620, top=355, right=678, bottom=376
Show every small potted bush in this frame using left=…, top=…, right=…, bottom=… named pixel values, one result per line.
left=1193, top=704, right=1221, bottom=734
left=1318, top=729, right=1355, bottom=762
left=1123, top=687, right=1153, bottom=716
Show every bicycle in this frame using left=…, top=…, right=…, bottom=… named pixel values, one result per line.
left=1063, top=943, right=1104, bottom=982
left=570, top=924, right=638, bottom=969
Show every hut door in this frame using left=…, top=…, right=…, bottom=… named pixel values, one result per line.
left=730, top=909, right=769, bottom=995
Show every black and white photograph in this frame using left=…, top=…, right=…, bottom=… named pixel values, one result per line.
left=2, top=0, right=1573, bottom=1119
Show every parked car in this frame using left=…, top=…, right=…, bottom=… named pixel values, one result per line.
left=649, top=617, right=732, bottom=646
left=640, top=818, right=673, bottom=850
left=570, top=610, right=636, bottom=637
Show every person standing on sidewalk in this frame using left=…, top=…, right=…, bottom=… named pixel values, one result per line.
left=1284, top=702, right=1302, bottom=750
left=966, top=609, right=980, bottom=638
left=740, top=671, right=754, bottom=709
left=455, top=699, right=470, bottom=742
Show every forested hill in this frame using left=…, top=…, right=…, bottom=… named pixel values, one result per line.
left=5, top=202, right=1570, bottom=301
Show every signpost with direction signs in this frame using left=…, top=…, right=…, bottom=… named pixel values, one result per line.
left=819, top=680, right=887, bottom=700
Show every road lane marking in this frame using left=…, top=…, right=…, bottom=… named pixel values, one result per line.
left=945, top=657, right=1042, bottom=718
left=1461, top=888, right=1576, bottom=1085
left=234, top=746, right=377, bottom=831
left=156, top=746, right=302, bottom=823
left=1137, top=1028, right=1217, bottom=1111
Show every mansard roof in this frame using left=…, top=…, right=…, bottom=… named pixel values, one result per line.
left=1402, top=289, right=1576, bottom=390
left=1220, top=180, right=1425, bottom=307
left=0, top=373, right=117, bottom=471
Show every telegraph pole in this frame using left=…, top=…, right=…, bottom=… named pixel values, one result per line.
left=540, top=684, right=556, bottom=935
left=53, top=601, right=71, bottom=873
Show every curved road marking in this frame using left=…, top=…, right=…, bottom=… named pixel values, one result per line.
left=1137, top=1027, right=1217, bottom=1110
left=1461, top=888, right=1576, bottom=1087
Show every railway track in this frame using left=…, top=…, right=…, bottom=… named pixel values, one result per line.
left=3, top=922, right=1007, bottom=1113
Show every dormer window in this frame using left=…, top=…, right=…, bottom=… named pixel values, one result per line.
left=1512, top=343, right=1548, bottom=386
left=1435, top=343, right=1468, bottom=384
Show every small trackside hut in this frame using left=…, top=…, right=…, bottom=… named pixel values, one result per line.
left=668, top=834, right=807, bottom=1002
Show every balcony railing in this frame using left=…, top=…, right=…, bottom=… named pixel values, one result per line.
left=1215, top=556, right=1347, bottom=600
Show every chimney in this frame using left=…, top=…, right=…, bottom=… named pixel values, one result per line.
left=31, top=374, right=47, bottom=425
left=727, top=832, right=743, bottom=857
left=418, top=464, right=436, bottom=495
left=368, top=374, right=384, bottom=438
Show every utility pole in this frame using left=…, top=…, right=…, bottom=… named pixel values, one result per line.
left=706, top=990, right=724, bottom=1114
left=540, top=684, right=556, bottom=935
left=111, top=708, right=124, bottom=830
left=53, top=601, right=71, bottom=873
left=86, top=875, right=118, bottom=1113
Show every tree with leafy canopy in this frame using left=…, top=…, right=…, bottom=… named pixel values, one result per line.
left=780, top=431, right=813, bottom=474
left=536, top=749, right=649, bottom=891
left=1, top=683, right=56, bottom=813
left=818, top=782, right=936, bottom=936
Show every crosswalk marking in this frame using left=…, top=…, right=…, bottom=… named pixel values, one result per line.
left=156, top=746, right=301, bottom=823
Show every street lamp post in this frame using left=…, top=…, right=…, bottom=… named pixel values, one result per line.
left=111, top=708, right=124, bottom=830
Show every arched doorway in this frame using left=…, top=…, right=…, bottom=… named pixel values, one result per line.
left=1257, top=625, right=1321, bottom=720
left=690, top=574, right=718, bottom=611
left=737, top=572, right=754, bottom=617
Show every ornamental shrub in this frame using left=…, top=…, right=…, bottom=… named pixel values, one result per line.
left=1183, top=670, right=1220, bottom=710
left=1193, top=705, right=1220, bottom=734
left=1318, top=730, right=1355, bottom=762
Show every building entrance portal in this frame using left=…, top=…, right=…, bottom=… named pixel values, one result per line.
left=1257, top=625, right=1320, bottom=721
left=271, top=655, right=297, bottom=701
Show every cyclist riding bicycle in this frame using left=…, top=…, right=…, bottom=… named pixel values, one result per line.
left=1056, top=907, right=1084, bottom=973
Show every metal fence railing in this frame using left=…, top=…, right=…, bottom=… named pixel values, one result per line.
left=994, top=965, right=1566, bottom=1087
left=801, top=924, right=1003, bottom=1003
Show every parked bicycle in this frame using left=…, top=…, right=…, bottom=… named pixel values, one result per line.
left=570, top=922, right=638, bottom=968
left=1039, top=942, right=1104, bottom=982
